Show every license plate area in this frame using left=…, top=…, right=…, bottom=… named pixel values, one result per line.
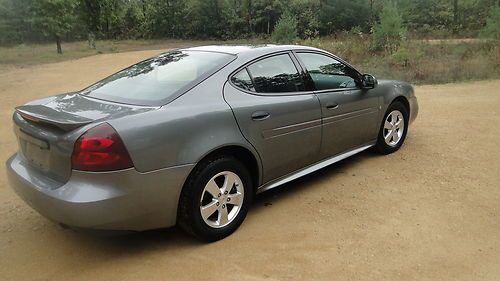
left=17, top=130, right=50, bottom=171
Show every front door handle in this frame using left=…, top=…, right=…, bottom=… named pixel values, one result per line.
left=326, top=102, right=339, bottom=110
left=251, top=111, right=270, bottom=121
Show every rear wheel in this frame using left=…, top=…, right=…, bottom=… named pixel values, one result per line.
left=177, top=156, right=252, bottom=242
left=375, top=101, right=409, bottom=154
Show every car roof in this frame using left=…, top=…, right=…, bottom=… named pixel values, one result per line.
left=181, top=44, right=321, bottom=56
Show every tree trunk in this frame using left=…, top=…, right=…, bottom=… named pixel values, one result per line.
left=247, top=0, right=253, bottom=33
left=106, top=17, right=110, bottom=39
left=453, top=0, right=459, bottom=34
left=370, top=0, right=374, bottom=21
left=56, top=36, right=62, bottom=54
left=141, top=0, right=147, bottom=17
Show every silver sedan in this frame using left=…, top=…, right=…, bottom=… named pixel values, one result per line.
left=7, top=45, right=418, bottom=241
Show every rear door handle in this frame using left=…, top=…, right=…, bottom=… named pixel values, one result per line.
left=326, top=102, right=339, bottom=110
left=251, top=111, right=270, bottom=121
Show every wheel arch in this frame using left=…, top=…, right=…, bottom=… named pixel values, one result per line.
left=190, top=144, right=262, bottom=192
left=391, top=96, right=410, bottom=116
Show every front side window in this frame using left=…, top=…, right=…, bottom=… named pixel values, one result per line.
left=297, top=53, right=359, bottom=90
left=247, top=54, right=305, bottom=93
left=82, top=51, right=234, bottom=105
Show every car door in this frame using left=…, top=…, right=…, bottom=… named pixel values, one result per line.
left=224, top=53, right=322, bottom=183
left=294, top=51, right=380, bottom=158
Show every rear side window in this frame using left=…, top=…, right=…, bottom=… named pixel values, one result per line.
left=231, top=69, right=255, bottom=92
left=82, top=51, right=234, bottom=106
left=296, top=52, right=359, bottom=90
left=247, top=54, right=305, bottom=94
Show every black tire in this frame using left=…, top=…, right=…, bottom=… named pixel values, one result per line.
left=375, top=101, right=409, bottom=155
left=177, top=156, right=253, bottom=242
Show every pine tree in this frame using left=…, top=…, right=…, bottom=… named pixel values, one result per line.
left=271, top=10, right=298, bottom=44
left=372, top=1, right=406, bottom=53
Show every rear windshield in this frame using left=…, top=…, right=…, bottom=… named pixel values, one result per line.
left=82, top=51, right=234, bottom=106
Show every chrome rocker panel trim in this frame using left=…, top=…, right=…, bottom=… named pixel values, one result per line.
left=257, top=143, right=374, bottom=194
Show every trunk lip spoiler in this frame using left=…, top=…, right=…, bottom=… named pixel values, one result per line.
left=15, top=106, right=93, bottom=131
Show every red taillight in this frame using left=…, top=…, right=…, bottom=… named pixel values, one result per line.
left=72, top=123, right=133, bottom=171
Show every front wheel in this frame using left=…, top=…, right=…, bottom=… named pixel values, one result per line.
left=177, top=156, right=252, bottom=242
left=375, top=101, right=409, bottom=154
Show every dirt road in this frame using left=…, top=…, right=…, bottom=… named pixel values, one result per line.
left=0, top=51, right=499, bottom=281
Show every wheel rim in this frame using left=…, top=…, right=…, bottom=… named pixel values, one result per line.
left=383, top=110, right=405, bottom=147
left=199, top=171, right=244, bottom=229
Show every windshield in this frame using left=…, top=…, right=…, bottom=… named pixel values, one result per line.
left=82, top=51, right=235, bottom=106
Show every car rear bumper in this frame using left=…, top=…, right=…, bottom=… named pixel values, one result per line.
left=6, top=153, right=194, bottom=231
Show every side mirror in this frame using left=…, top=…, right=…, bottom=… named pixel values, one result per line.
left=361, top=74, right=377, bottom=89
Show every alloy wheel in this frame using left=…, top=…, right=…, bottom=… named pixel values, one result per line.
left=383, top=110, right=405, bottom=147
left=199, top=171, right=244, bottom=228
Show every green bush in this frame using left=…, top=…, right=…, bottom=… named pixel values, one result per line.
left=390, top=47, right=411, bottom=67
left=271, top=11, right=298, bottom=44
left=372, top=1, right=406, bottom=53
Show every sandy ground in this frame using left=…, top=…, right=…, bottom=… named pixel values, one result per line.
left=0, top=50, right=499, bottom=281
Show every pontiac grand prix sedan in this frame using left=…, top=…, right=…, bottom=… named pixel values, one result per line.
left=7, top=45, right=418, bottom=241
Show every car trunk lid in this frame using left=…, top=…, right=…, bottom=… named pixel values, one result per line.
left=13, top=93, right=157, bottom=184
